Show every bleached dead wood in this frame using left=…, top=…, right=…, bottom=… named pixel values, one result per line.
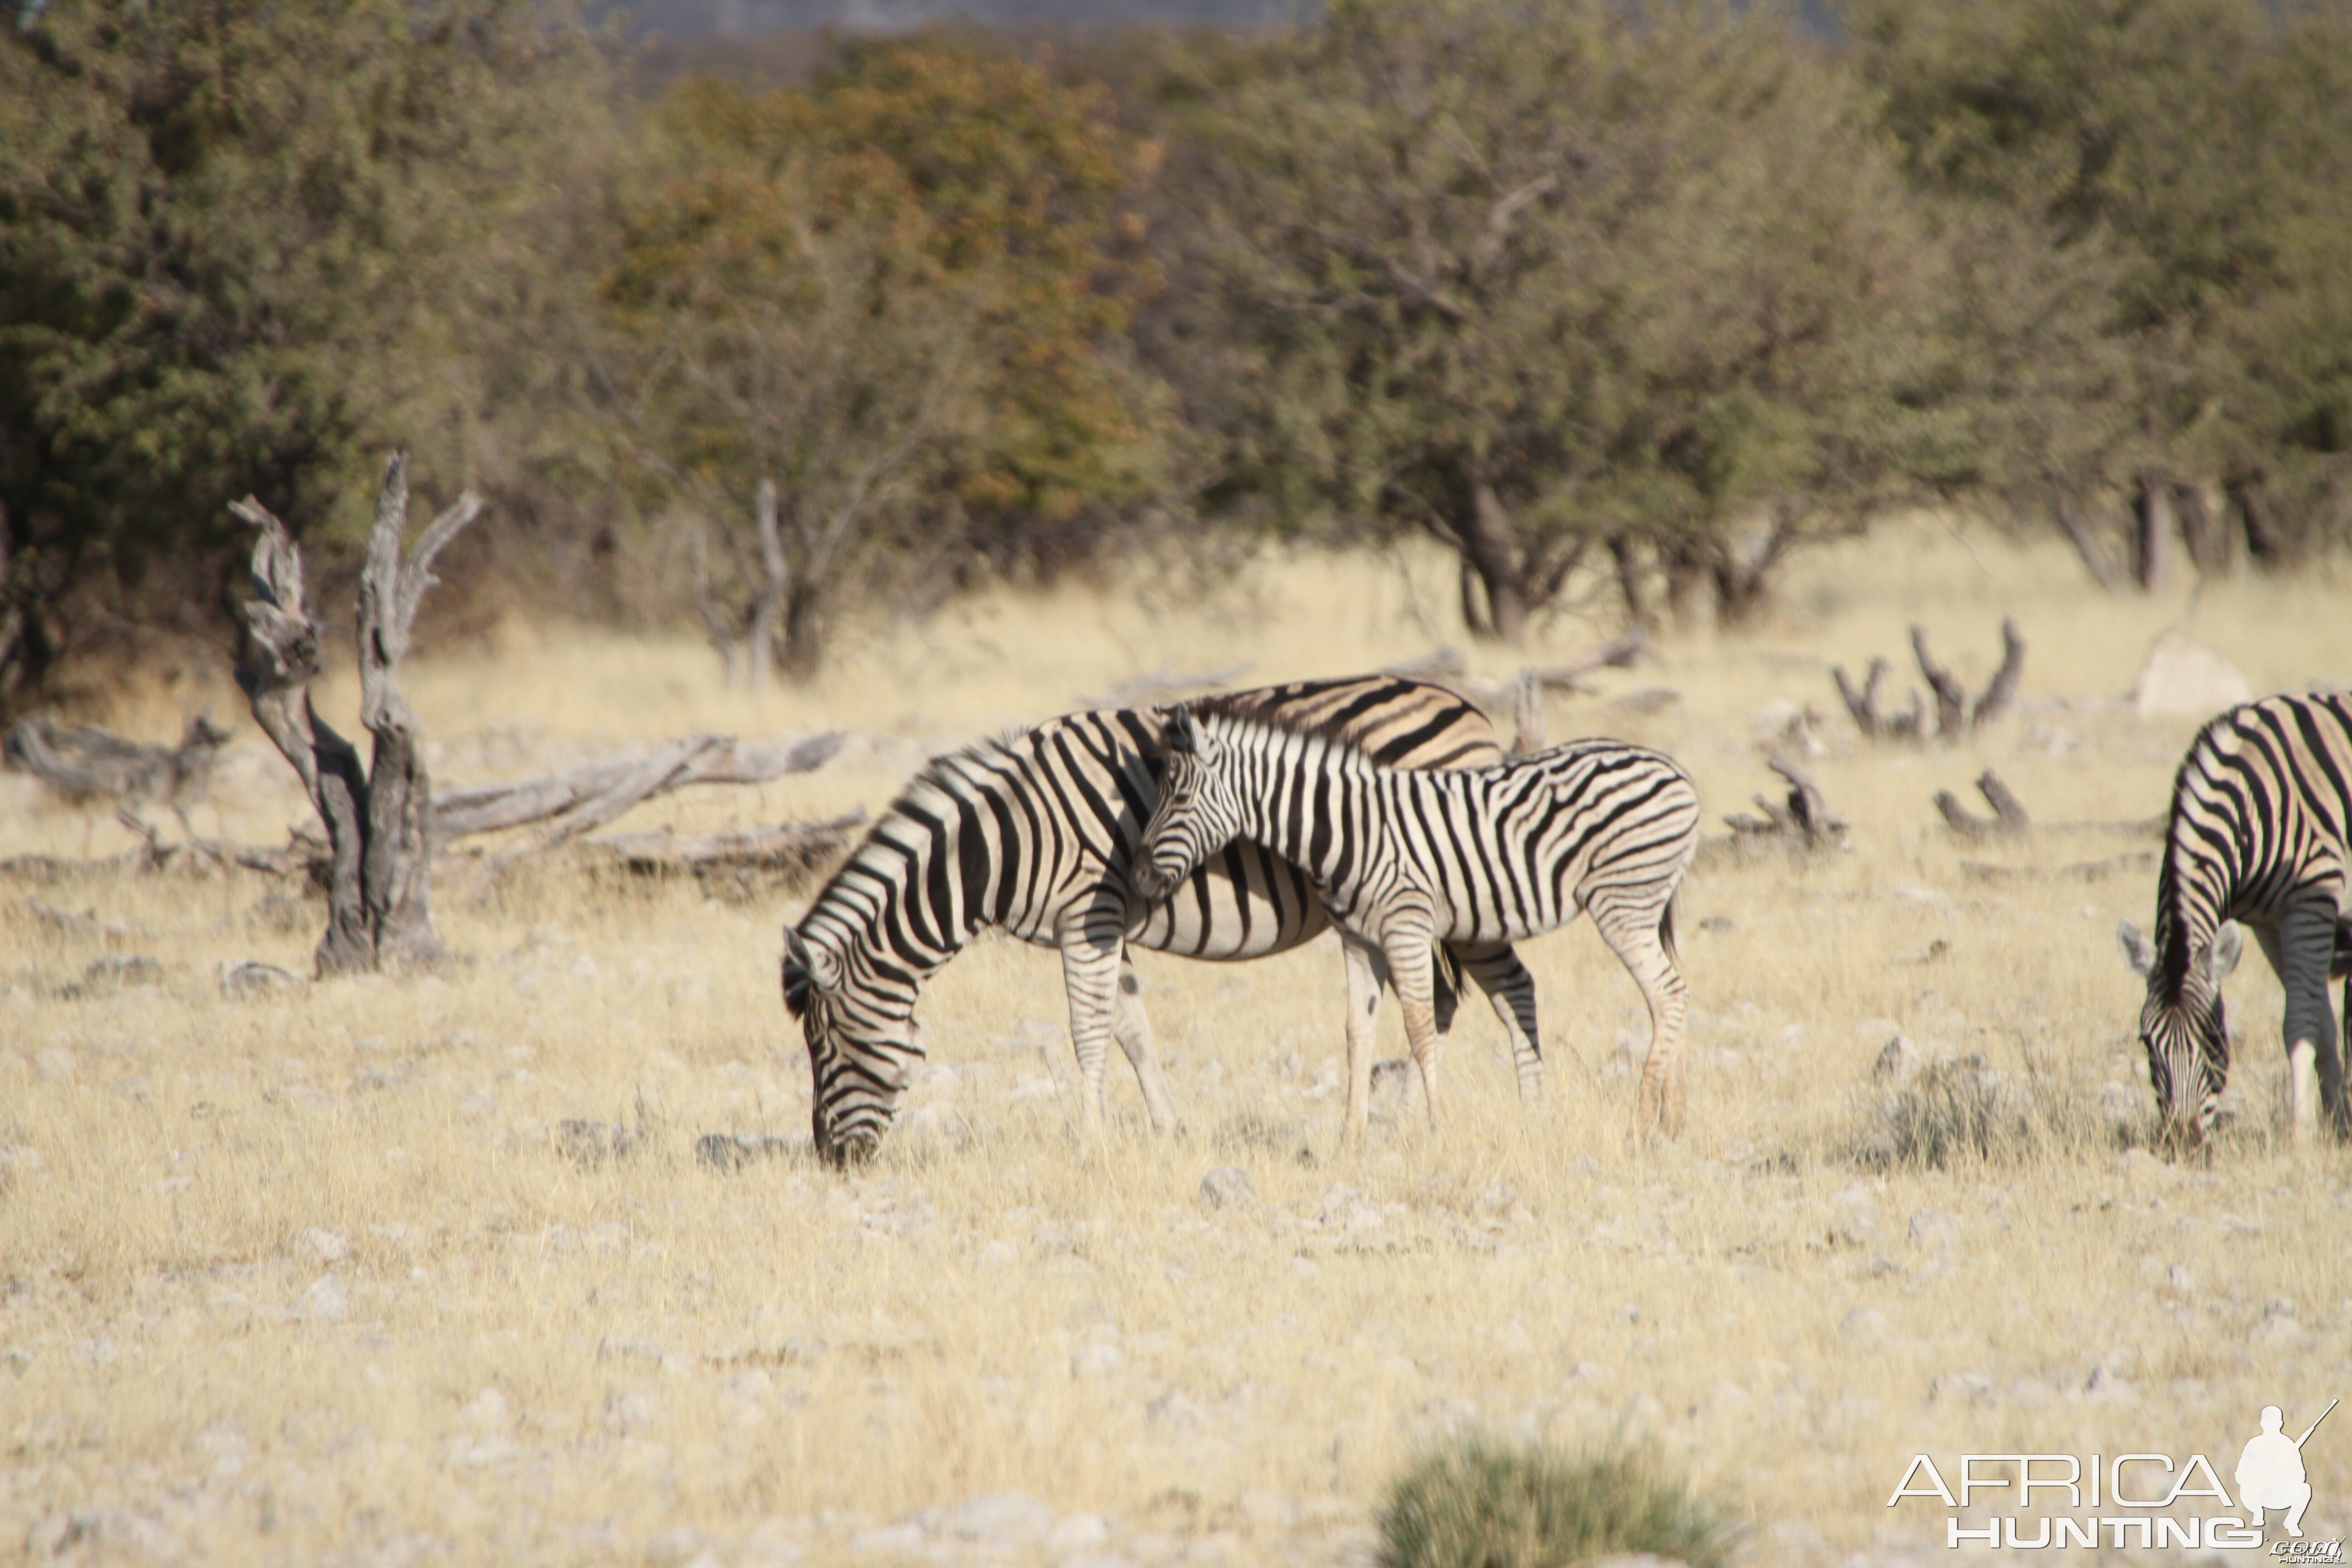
left=1960, top=850, right=2156, bottom=884
left=1074, top=663, right=1253, bottom=710
left=234, top=454, right=479, bottom=975
left=1723, top=754, right=1850, bottom=851
left=691, top=479, right=790, bottom=689
left=591, top=809, right=867, bottom=872
left=433, top=731, right=843, bottom=842
left=1385, top=629, right=1648, bottom=717
left=1835, top=618, right=2025, bottom=743
left=5, top=713, right=231, bottom=803
left=1934, top=770, right=2032, bottom=840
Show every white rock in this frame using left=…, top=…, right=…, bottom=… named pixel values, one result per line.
left=1907, top=1210, right=1963, bottom=1250
left=1932, top=1369, right=1996, bottom=1406
left=1838, top=1307, right=1891, bottom=1347
left=459, top=1387, right=511, bottom=1433
left=1072, top=1342, right=1124, bottom=1379
left=1198, top=1166, right=1256, bottom=1210
left=937, top=1492, right=1051, bottom=1544
left=977, top=1239, right=1020, bottom=1267
left=2132, top=630, right=2253, bottom=719
left=1047, top=1513, right=1110, bottom=1553
left=602, top=1390, right=661, bottom=1433
left=848, top=1521, right=926, bottom=1554
left=35, top=1048, right=75, bottom=1082
left=290, top=1274, right=348, bottom=1323
left=297, top=1227, right=350, bottom=1265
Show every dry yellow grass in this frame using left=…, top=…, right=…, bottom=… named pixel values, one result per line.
left=4, top=517, right=2351, bottom=1567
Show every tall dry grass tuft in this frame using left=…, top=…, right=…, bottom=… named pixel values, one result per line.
left=1375, top=1438, right=1740, bottom=1568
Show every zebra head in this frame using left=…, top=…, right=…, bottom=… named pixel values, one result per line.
left=784, top=924, right=908, bottom=1167
left=1131, top=704, right=1242, bottom=905
left=2117, top=918, right=2244, bottom=1146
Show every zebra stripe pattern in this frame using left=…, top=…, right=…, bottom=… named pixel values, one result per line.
left=782, top=675, right=1543, bottom=1164
left=1131, top=700, right=1701, bottom=1137
left=2116, top=690, right=2352, bottom=1144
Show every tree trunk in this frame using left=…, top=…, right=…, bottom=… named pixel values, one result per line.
left=1456, top=557, right=1494, bottom=638
left=1460, top=480, right=1528, bottom=642
left=2227, top=470, right=2287, bottom=566
left=2131, top=471, right=2178, bottom=592
left=1661, top=539, right=1708, bottom=626
left=2049, top=491, right=2126, bottom=592
left=234, top=454, right=480, bottom=976
left=745, top=477, right=787, bottom=691
left=1604, top=534, right=1652, bottom=627
left=2177, top=480, right=2231, bottom=576
left=780, top=577, right=827, bottom=681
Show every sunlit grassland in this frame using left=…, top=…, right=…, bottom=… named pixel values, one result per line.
left=3, top=517, right=2349, bottom=1565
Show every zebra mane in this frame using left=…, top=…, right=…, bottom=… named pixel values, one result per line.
left=1189, top=692, right=1382, bottom=764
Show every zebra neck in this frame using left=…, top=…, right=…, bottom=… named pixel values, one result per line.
left=2151, top=840, right=2230, bottom=996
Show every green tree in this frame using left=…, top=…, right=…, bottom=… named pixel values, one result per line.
left=604, top=36, right=1168, bottom=680
left=1145, top=0, right=1943, bottom=635
left=0, top=0, right=612, bottom=706
left=1843, top=0, right=2352, bottom=584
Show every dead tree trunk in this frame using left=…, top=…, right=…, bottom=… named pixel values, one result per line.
left=233, top=455, right=480, bottom=976
left=691, top=479, right=790, bottom=690
left=1835, top=619, right=2025, bottom=744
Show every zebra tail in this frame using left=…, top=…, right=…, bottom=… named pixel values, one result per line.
left=1432, top=942, right=1464, bottom=1035
left=1660, top=892, right=1681, bottom=967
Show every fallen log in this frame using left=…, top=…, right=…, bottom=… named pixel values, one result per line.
left=1934, top=769, right=2032, bottom=839
left=1073, top=663, right=1253, bottom=710
left=1723, top=754, right=1850, bottom=851
left=1835, top=618, right=2025, bottom=743
left=1959, top=850, right=2157, bottom=883
left=5, top=713, right=231, bottom=804
left=436, top=731, right=843, bottom=853
left=591, top=810, right=867, bottom=873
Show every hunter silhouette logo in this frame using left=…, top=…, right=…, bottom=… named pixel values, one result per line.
left=1885, top=1394, right=2342, bottom=1552
left=2239, top=1400, right=2334, bottom=1540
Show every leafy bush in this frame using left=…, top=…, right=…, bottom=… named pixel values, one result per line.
left=1375, top=1438, right=1739, bottom=1568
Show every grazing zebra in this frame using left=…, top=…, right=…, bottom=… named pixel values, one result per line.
left=2116, top=691, right=2352, bottom=1146
left=782, top=675, right=1545, bottom=1165
left=1131, top=700, right=1701, bottom=1139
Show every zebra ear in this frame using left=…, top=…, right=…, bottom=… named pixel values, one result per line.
left=2116, top=921, right=2154, bottom=979
left=1164, top=703, right=1197, bottom=755
left=783, top=926, right=840, bottom=998
left=2207, top=922, right=2245, bottom=983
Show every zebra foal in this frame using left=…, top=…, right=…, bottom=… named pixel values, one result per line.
left=2117, top=690, right=2352, bottom=1146
left=781, top=675, right=1544, bottom=1165
left=1131, top=700, right=1700, bottom=1140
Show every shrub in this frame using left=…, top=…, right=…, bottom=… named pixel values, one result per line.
left=1375, top=1438, right=1739, bottom=1568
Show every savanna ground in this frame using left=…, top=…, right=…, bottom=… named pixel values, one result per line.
left=3, top=518, right=2350, bottom=1568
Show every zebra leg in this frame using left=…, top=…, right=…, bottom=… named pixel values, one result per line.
left=2280, top=896, right=2342, bottom=1143
left=1109, top=958, right=1181, bottom=1136
left=1056, top=911, right=1129, bottom=1145
left=1378, top=916, right=1448, bottom=1127
left=1453, top=941, right=1544, bottom=1104
left=1591, top=889, right=1690, bottom=1139
left=1338, top=933, right=1391, bottom=1147
left=2279, top=898, right=2339, bottom=1143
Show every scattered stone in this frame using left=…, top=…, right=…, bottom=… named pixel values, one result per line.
left=219, top=961, right=302, bottom=1000
left=34, top=1048, right=75, bottom=1083
left=601, top=1390, right=661, bottom=1434
left=1198, top=1165, right=1256, bottom=1210
left=1838, top=1307, right=1891, bottom=1348
left=2132, top=630, right=2253, bottom=720
left=976, top=1240, right=1019, bottom=1267
left=459, top=1387, right=512, bottom=1433
left=2082, top=1365, right=2137, bottom=1403
left=74, top=954, right=163, bottom=994
left=936, top=1492, right=1051, bottom=1544
left=0, top=1145, right=46, bottom=1181
left=555, top=1119, right=640, bottom=1166
left=1870, top=1035, right=1926, bottom=1086
left=26, top=1508, right=185, bottom=1563
left=289, top=1274, right=348, bottom=1323
left=1907, top=1210, right=1963, bottom=1250
left=296, top=1228, right=350, bottom=1265
left=1146, top=1391, right=1206, bottom=1431
left=848, top=1521, right=926, bottom=1555
left=696, top=1132, right=795, bottom=1172
left=1931, top=1369, right=1996, bottom=1406
left=1071, top=1341, right=1124, bottom=1379
left=1047, top=1513, right=1111, bottom=1554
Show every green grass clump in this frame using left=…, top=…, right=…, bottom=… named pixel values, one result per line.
left=1375, top=1438, right=1739, bottom=1568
